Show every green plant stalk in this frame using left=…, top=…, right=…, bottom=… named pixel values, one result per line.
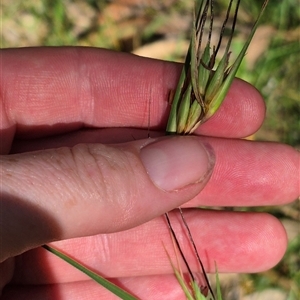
left=215, top=263, right=223, bottom=300
left=42, top=245, right=138, bottom=300
left=164, top=240, right=210, bottom=300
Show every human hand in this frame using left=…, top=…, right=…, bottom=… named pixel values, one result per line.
left=0, top=47, right=298, bottom=299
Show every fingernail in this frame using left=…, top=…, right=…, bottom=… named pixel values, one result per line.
left=140, top=136, right=215, bottom=191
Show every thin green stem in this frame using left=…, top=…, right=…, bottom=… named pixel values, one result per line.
left=42, top=245, right=138, bottom=300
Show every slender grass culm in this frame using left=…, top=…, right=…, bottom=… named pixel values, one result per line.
left=43, top=0, right=269, bottom=299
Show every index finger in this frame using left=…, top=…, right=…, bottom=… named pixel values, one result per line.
left=1, top=47, right=265, bottom=139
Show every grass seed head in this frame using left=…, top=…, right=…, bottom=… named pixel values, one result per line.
left=166, top=0, right=269, bottom=135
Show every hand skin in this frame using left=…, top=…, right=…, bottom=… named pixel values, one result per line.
left=0, top=47, right=299, bottom=300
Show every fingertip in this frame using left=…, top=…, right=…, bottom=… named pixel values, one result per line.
left=233, top=212, right=287, bottom=272
left=199, top=211, right=288, bottom=273
left=251, top=213, right=287, bottom=271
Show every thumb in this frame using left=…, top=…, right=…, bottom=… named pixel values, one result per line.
left=0, top=136, right=214, bottom=261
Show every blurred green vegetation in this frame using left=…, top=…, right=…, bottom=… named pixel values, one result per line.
left=236, top=0, right=299, bottom=148
left=1, top=0, right=299, bottom=298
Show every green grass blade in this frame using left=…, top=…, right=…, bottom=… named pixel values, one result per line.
left=205, top=0, right=269, bottom=120
left=204, top=52, right=227, bottom=101
left=166, top=71, right=185, bottom=134
left=214, top=263, right=223, bottom=300
left=191, top=10, right=201, bottom=105
left=174, top=268, right=195, bottom=300
left=198, top=44, right=211, bottom=95
left=42, top=245, right=138, bottom=300
left=190, top=280, right=207, bottom=300
left=166, top=0, right=204, bottom=134
left=185, top=100, right=202, bottom=133
left=166, top=44, right=192, bottom=134
left=177, top=83, right=193, bottom=133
